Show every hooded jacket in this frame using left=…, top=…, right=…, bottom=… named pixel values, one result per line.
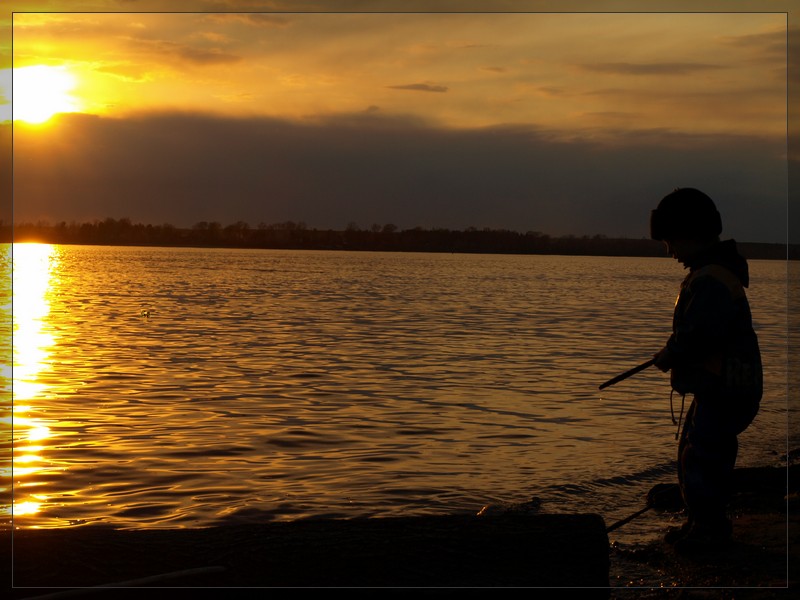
left=666, top=239, right=763, bottom=405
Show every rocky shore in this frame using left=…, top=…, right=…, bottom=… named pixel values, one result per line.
left=2, top=464, right=796, bottom=598
left=609, top=463, right=798, bottom=598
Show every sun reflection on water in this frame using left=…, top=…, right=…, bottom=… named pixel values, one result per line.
left=1, top=243, right=60, bottom=526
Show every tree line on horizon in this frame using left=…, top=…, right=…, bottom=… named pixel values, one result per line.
left=0, top=217, right=793, bottom=260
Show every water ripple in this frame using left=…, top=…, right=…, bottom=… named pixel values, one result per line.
left=4, top=246, right=790, bottom=543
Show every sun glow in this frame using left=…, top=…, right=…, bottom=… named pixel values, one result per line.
left=13, top=65, right=82, bottom=124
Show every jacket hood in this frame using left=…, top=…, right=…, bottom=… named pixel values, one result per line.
left=687, top=239, right=750, bottom=288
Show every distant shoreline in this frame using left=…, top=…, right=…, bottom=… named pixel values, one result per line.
left=2, top=220, right=796, bottom=260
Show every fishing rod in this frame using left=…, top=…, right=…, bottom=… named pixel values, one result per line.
left=605, top=482, right=682, bottom=533
left=598, top=358, right=656, bottom=390
left=605, top=505, right=651, bottom=533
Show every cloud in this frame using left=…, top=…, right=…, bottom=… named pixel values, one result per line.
left=127, top=38, right=242, bottom=65
left=203, top=14, right=292, bottom=28
left=576, top=62, right=726, bottom=76
left=9, top=110, right=787, bottom=243
left=581, top=111, right=639, bottom=120
left=94, top=63, right=154, bottom=82
left=533, top=86, right=566, bottom=98
left=721, top=28, right=787, bottom=58
left=387, top=82, right=449, bottom=93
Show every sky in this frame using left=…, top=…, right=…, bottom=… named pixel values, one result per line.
left=1, top=1, right=797, bottom=243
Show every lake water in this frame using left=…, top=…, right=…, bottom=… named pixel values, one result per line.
left=1, top=243, right=793, bottom=547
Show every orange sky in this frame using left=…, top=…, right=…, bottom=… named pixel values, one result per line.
left=0, top=1, right=797, bottom=242
left=1, top=10, right=788, bottom=138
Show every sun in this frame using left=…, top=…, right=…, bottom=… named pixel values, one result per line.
left=13, top=65, right=82, bottom=124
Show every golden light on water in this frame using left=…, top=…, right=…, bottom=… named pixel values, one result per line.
left=12, top=243, right=57, bottom=402
left=1, top=243, right=60, bottom=523
left=9, top=501, right=42, bottom=517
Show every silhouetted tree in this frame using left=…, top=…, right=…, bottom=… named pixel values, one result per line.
left=3, top=218, right=792, bottom=259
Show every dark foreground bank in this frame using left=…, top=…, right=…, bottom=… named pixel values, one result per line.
left=4, top=513, right=611, bottom=596
left=2, top=464, right=797, bottom=598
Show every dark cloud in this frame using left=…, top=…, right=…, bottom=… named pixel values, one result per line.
left=387, top=83, right=449, bottom=93
left=203, top=14, right=292, bottom=28
left=535, top=86, right=566, bottom=97
left=581, top=111, right=639, bottom=120
left=576, top=62, right=726, bottom=76
left=721, top=28, right=787, bottom=58
left=126, top=37, right=242, bottom=65
left=174, top=46, right=241, bottom=65
left=9, top=110, right=787, bottom=243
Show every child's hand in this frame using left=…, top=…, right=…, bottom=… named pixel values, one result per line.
left=653, top=347, right=672, bottom=372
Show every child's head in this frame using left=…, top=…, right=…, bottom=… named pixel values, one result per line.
left=650, top=187, right=722, bottom=243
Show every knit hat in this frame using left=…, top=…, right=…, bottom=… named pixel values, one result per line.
left=650, top=188, right=722, bottom=241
